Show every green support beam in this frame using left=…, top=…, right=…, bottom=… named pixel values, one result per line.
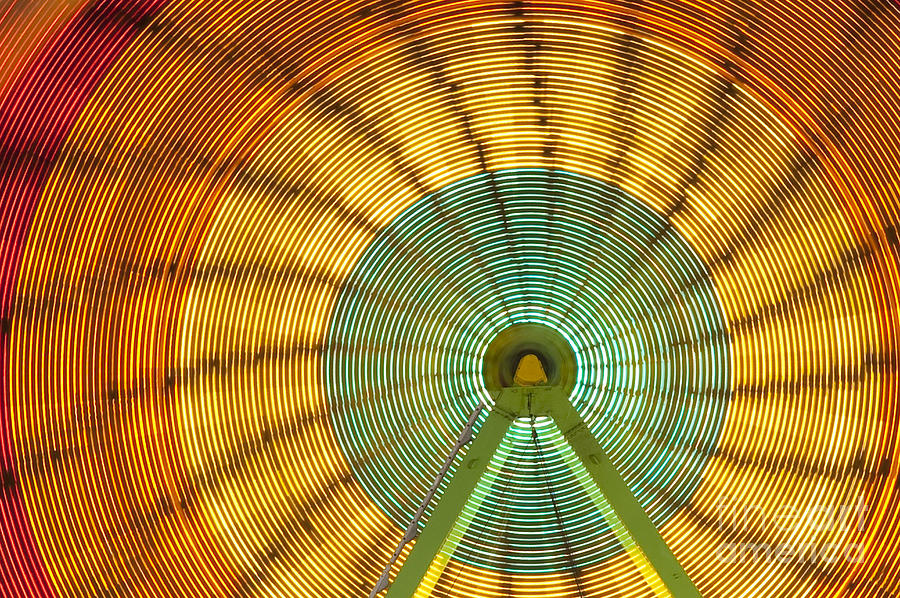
left=381, top=397, right=514, bottom=598
left=545, top=386, right=701, bottom=598
left=379, top=386, right=701, bottom=598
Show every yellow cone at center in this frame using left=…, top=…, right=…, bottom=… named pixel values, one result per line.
left=513, top=354, right=549, bottom=386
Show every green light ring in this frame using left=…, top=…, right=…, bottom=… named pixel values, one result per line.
left=324, top=168, right=731, bottom=572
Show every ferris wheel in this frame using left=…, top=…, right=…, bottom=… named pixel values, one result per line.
left=1, top=1, right=899, bottom=598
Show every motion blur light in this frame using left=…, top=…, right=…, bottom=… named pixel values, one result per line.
left=1, top=1, right=898, bottom=597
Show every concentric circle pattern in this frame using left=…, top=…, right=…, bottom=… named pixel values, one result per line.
left=1, top=1, right=900, bottom=598
left=324, top=168, right=730, bottom=573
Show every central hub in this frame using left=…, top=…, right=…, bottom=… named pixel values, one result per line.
left=482, top=323, right=578, bottom=394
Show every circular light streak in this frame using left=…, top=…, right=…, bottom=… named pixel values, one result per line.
left=0, top=1, right=897, bottom=597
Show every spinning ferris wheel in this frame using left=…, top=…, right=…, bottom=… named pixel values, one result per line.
left=1, top=1, right=899, bottom=598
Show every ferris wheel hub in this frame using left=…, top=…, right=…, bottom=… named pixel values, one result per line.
left=482, top=323, right=578, bottom=394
